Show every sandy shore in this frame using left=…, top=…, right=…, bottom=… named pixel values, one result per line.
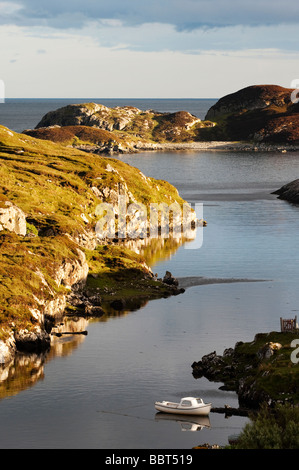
left=135, top=141, right=299, bottom=152
left=177, top=276, right=269, bottom=288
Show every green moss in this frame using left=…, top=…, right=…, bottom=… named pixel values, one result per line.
left=231, top=332, right=299, bottom=404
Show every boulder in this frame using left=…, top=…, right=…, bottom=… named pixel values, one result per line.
left=163, top=271, right=178, bottom=286
left=257, top=342, right=282, bottom=360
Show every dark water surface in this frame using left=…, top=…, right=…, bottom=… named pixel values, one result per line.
left=0, top=101, right=299, bottom=449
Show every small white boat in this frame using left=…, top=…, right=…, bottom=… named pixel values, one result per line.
left=154, top=396, right=212, bottom=416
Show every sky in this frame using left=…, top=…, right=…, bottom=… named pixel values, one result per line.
left=1, top=0, right=299, bottom=98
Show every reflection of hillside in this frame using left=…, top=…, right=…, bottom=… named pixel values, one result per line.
left=49, top=317, right=89, bottom=359
left=121, top=230, right=196, bottom=267
left=0, top=232, right=195, bottom=400
left=0, top=353, right=46, bottom=400
left=0, top=317, right=89, bottom=400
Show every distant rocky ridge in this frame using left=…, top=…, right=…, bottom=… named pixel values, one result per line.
left=22, top=85, right=299, bottom=152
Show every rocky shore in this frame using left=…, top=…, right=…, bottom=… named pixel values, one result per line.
left=192, top=332, right=299, bottom=409
left=135, top=141, right=299, bottom=153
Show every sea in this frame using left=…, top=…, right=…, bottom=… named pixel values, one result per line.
left=0, top=98, right=299, bottom=450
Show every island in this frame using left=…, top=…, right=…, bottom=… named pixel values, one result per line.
left=23, top=84, right=299, bottom=153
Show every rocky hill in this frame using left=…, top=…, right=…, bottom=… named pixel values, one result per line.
left=205, top=84, right=299, bottom=143
left=23, top=103, right=216, bottom=152
left=0, top=125, right=197, bottom=363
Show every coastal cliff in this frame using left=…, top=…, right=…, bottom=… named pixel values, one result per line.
left=0, top=125, right=197, bottom=363
left=22, top=85, right=299, bottom=152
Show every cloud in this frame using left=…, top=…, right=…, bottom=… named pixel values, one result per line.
left=2, top=1, right=299, bottom=98
left=2, top=0, right=299, bottom=30
left=1, top=22, right=298, bottom=99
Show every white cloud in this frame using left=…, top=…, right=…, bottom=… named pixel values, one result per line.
left=1, top=24, right=298, bottom=98
left=0, top=2, right=22, bottom=14
left=1, top=1, right=299, bottom=98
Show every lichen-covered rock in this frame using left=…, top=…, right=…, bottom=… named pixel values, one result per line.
left=54, top=248, right=89, bottom=290
left=0, top=201, right=26, bottom=236
left=257, top=342, right=282, bottom=360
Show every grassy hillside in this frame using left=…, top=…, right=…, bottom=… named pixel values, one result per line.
left=0, top=125, right=191, bottom=344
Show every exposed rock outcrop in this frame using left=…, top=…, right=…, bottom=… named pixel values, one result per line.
left=0, top=201, right=26, bottom=236
left=23, top=103, right=206, bottom=150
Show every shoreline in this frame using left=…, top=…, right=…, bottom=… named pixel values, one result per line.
left=177, top=276, right=269, bottom=289
left=134, top=140, right=299, bottom=153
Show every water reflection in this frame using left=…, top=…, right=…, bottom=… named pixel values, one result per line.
left=0, top=352, right=46, bottom=400
left=0, top=231, right=197, bottom=401
left=155, top=413, right=211, bottom=432
left=116, top=226, right=197, bottom=267
left=0, top=316, right=89, bottom=400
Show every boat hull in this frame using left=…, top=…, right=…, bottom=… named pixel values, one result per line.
left=155, top=401, right=211, bottom=416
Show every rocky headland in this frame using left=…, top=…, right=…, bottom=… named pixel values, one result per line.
left=22, top=84, right=299, bottom=154
left=0, top=125, right=198, bottom=364
left=192, top=331, right=299, bottom=410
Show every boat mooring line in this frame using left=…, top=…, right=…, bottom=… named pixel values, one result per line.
left=96, top=409, right=154, bottom=422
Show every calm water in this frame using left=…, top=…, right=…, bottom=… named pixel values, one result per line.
left=0, top=101, right=299, bottom=449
